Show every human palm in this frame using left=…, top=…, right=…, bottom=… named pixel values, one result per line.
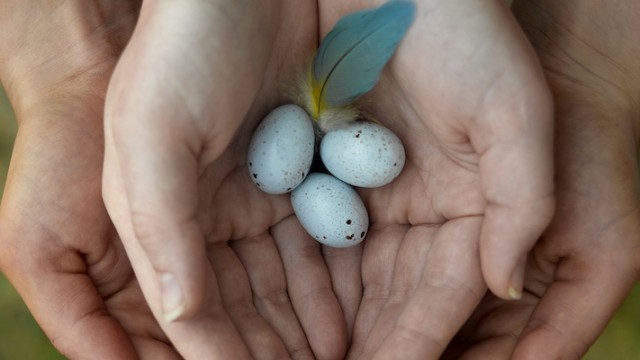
left=103, top=1, right=353, bottom=359
left=316, top=0, right=555, bottom=358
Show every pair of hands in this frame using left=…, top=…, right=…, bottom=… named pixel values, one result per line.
left=105, top=1, right=552, bottom=359
left=0, top=0, right=638, bottom=359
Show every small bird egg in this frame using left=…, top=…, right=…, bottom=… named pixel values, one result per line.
left=247, top=104, right=315, bottom=194
left=320, top=121, right=405, bottom=188
left=291, top=173, right=369, bottom=248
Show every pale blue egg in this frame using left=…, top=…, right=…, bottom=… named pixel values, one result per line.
left=291, top=173, right=368, bottom=248
left=320, top=121, right=405, bottom=188
left=248, top=104, right=315, bottom=194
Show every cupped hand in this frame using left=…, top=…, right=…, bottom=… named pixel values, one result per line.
left=0, top=1, right=168, bottom=359
left=316, top=0, right=555, bottom=358
left=443, top=0, right=640, bottom=358
left=103, top=1, right=348, bottom=358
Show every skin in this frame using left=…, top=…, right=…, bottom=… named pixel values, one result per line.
left=103, top=1, right=348, bottom=359
left=442, top=0, right=640, bottom=358
left=0, top=1, right=149, bottom=359
left=107, top=0, right=555, bottom=357
left=1, top=1, right=344, bottom=359
left=5, top=0, right=600, bottom=359
left=317, top=0, right=554, bottom=358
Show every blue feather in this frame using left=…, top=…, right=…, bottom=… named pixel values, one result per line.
left=313, top=0, right=416, bottom=107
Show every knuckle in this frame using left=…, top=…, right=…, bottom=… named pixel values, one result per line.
left=130, top=210, right=163, bottom=246
left=255, top=288, right=290, bottom=309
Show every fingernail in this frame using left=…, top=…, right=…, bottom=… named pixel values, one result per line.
left=160, top=273, right=185, bottom=322
left=508, top=255, right=527, bottom=300
left=508, top=286, right=522, bottom=300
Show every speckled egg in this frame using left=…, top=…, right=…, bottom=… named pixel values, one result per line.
left=320, top=121, right=405, bottom=188
left=247, top=104, right=315, bottom=194
left=291, top=173, right=369, bottom=248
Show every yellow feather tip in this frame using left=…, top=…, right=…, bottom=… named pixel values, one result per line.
left=292, top=64, right=359, bottom=135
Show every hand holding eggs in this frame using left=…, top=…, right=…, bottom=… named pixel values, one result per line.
left=246, top=1, right=414, bottom=247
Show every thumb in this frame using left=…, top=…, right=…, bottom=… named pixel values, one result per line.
left=475, top=90, right=555, bottom=300
left=101, top=0, right=255, bottom=324
left=102, top=0, right=274, bottom=323
left=103, top=32, right=210, bottom=322
left=106, top=110, right=208, bottom=323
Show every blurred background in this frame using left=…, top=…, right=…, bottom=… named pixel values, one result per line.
left=0, top=84, right=639, bottom=358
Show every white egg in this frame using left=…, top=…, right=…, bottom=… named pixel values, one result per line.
left=247, top=104, right=315, bottom=194
left=291, top=173, right=369, bottom=248
left=320, top=121, right=405, bottom=188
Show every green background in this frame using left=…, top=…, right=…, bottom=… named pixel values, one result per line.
left=0, top=85, right=638, bottom=359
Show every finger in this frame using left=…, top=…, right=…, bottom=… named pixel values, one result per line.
left=6, top=273, right=138, bottom=360
left=473, top=81, right=555, bottom=300
left=443, top=291, right=536, bottom=359
left=348, top=225, right=407, bottom=359
left=0, top=231, right=138, bottom=359
left=230, top=234, right=315, bottom=359
left=355, top=225, right=435, bottom=359
left=130, top=338, right=182, bottom=360
left=455, top=337, right=515, bottom=360
left=322, top=242, right=363, bottom=341
left=272, top=215, right=347, bottom=360
left=105, top=41, right=205, bottom=324
left=109, top=283, right=184, bottom=360
left=208, top=241, right=292, bottom=359
left=108, top=103, right=207, bottom=323
left=512, top=256, right=637, bottom=359
left=369, top=217, right=486, bottom=360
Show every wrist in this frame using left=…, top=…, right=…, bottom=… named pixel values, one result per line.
left=0, top=1, right=138, bottom=119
